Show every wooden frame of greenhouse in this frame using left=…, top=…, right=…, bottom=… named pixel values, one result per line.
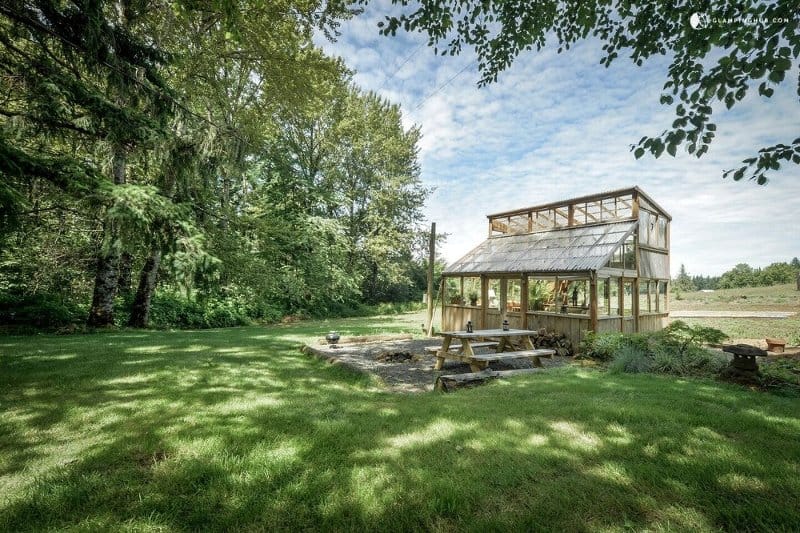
left=441, top=186, right=671, bottom=345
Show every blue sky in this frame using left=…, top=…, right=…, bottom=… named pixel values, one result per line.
left=315, top=2, right=800, bottom=276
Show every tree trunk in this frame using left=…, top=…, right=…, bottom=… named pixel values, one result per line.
left=87, top=146, right=126, bottom=327
left=87, top=252, right=119, bottom=326
left=117, top=251, right=133, bottom=297
left=128, top=248, right=161, bottom=328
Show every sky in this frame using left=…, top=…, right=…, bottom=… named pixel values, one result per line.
left=314, top=2, right=800, bottom=277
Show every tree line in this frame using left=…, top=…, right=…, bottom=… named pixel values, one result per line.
left=674, top=259, right=800, bottom=292
left=0, top=1, right=435, bottom=329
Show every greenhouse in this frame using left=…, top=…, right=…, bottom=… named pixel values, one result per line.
left=441, top=187, right=671, bottom=345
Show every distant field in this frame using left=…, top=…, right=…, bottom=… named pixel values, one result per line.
left=670, top=284, right=800, bottom=342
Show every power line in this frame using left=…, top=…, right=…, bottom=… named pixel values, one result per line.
left=376, top=41, right=425, bottom=92
left=413, top=61, right=476, bottom=111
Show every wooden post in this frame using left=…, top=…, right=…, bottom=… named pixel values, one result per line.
left=426, top=222, right=436, bottom=337
left=480, top=275, right=488, bottom=329
left=520, top=275, right=529, bottom=329
left=618, top=278, right=625, bottom=332
left=499, top=278, right=508, bottom=325
left=632, top=277, right=640, bottom=333
left=589, top=272, right=598, bottom=333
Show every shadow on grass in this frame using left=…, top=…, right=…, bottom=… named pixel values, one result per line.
left=1, top=327, right=799, bottom=531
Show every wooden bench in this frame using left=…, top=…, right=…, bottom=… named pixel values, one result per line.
left=468, top=349, right=555, bottom=372
left=424, top=341, right=499, bottom=354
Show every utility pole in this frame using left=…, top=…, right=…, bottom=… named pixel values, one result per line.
left=426, top=222, right=436, bottom=337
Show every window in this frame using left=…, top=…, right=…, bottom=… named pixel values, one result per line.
left=507, top=279, right=522, bottom=312
left=445, top=277, right=463, bottom=305
left=623, top=281, right=634, bottom=316
left=608, top=236, right=635, bottom=270
left=639, top=280, right=652, bottom=313
left=657, top=280, right=669, bottom=312
left=464, top=277, right=481, bottom=306
left=528, top=278, right=556, bottom=311
left=487, top=278, right=501, bottom=309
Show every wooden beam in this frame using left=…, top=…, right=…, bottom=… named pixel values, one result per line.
left=426, top=222, right=436, bottom=337
left=574, top=204, right=598, bottom=223
left=480, top=275, right=488, bottom=329
left=589, top=273, right=598, bottom=332
left=520, top=275, right=529, bottom=329
left=490, top=219, right=509, bottom=233
left=618, top=278, right=625, bottom=332
left=633, top=277, right=640, bottom=333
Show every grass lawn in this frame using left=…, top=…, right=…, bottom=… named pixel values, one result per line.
left=670, top=283, right=800, bottom=341
left=2, top=317, right=799, bottom=531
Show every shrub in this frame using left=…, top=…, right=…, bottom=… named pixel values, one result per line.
left=651, top=343, right=728, bottom=376
left=581, top=321, right=729, bottom=379
left=578, top=331, right=625, bottom=361
left=760, top=359, right=800, bottom=396
left=0, top=293, right=84, bottom=328
left=608, top=343, right=653, bottom=374
left=147, top=293, right=254, bottom=329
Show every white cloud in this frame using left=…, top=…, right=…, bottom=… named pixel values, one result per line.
left=316, top=5, right=800, bottom=277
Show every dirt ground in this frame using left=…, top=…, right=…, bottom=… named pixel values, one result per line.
left=303, top=338, right=570, bottom=393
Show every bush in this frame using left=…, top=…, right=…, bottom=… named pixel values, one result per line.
left=651, top=343, right=728, bottom=376
left=608, top=343, right=653, bottom=374
left=578, top=331, right=625, bottom=361
left=147, top=293, right=254, bottom=329
left=581, top=321, right=729, bottom=379
left=760, top=359, right=800, bottom=396
left=0, top=293, right=84, bottom=328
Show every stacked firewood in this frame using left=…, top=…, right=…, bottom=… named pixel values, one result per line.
left=533, top=329, right=574, bottom=357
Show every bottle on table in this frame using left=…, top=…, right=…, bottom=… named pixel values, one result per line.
left=466, top=320, right=473, bottom=333
left=502, top=319, right=509, bottom=331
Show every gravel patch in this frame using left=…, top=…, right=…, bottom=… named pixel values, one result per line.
left=303, top=338, right=570, bottom=393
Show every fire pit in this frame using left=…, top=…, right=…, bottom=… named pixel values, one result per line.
left=325, top=331, right=341, bottom=347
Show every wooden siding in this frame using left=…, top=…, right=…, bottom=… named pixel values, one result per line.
left=597, top=317, right=622, bottom=333
left=442, top=305, right=482, bottom=331
left=639, top=313, right=667, bottom=332
left=639, top=249, right=670, bottom=279
left=526, top=312, right=591, bottom=346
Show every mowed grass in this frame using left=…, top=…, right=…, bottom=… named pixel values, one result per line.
left=1, top=317, right=800, bottom=531
left=671, top=283, right=800, bottom=340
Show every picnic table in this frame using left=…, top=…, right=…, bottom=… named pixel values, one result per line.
left=434, top=328, right=554, bottom=372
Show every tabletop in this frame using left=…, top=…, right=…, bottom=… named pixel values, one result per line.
left=437, top=328, right=540, bottom=339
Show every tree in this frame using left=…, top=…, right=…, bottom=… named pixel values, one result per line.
left=717, top=263, right=756, bottom=289
left=674, top=263, right=695, bottom=292
left=376, top=1, right=799, bottom=184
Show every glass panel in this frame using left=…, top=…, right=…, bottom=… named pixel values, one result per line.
left=639, top=280, right=651, bottom=313
left=609, top=277, right=620, bottom=315
left=623, top=236, right=636, bottom=270
left=639, top=210, right=651, bottom=245
left=487, top=278, right=501, bottom=309
left=566, top=280, right=590, bottom=315
left=507, top=279, right=522, bottom=312
left=528, top=278, right=556, bottom=311
left=463, top=277, right=481, bottom=306
left=445, top=277, right=463, bottom=305
left=623, top=281, right=634, bottom=316
left=658, top=219, right=668, bottom=248
left=658, top=280, right=668, bottom=312
left=597, top=278, right=608, bottom=316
